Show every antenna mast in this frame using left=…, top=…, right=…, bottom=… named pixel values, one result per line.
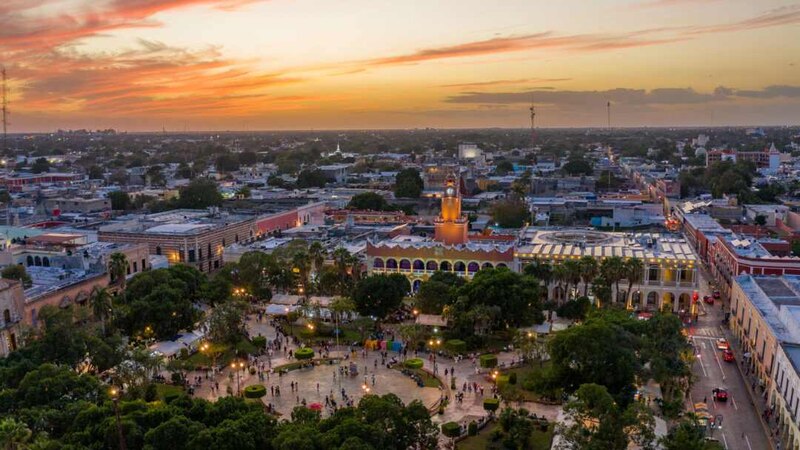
left=1, top=66, right=8, bottom=154
left=606, top=101, right=611, bottom=129
left=529, top=95, right=536, bottom=148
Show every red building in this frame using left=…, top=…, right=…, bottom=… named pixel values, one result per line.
left=0, top=173, right=82, bottom=192
left=710, top=235, right=800, bottom=300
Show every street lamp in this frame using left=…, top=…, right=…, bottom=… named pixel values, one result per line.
left=231, top=361, right=245, bottom=396
left=110, top=388, right=126, bottom=450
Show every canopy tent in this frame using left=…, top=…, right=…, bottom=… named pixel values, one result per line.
left=271, top=294, right=303, bottom=305
left=265, top=304, right=301, bottom=315
left=415, top=314, right=447, bottom=328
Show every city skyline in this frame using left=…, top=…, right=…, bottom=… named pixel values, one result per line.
left=2, top=0, right=800, bottom=131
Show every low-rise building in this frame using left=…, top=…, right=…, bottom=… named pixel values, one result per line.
left=0, top=279, right=24, bottom=357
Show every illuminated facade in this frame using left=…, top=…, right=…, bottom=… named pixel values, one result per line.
left=516, top=229, right=699, bottom=312
left=434, top=175, right=469, bottom=245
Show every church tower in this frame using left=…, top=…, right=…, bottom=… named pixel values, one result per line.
left=434, top=174, right=468, bottom=245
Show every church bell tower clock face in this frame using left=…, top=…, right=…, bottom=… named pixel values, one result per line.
left=445, top=186, right=455, bottom=197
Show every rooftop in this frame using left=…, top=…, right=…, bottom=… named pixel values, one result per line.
left=99, top=209, right=254, bottom=235
left=735, top=275, right=800, bottom=343
left=516, top=228, right=697, bottom=262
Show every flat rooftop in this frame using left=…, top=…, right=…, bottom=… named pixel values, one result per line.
left=516, top=228, right=696, bottom=262
left=735, top=275, right=800, bottom=342
left=99, top=209, right=254, bottom=235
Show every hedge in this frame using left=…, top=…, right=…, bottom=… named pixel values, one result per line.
left=483, top=398, right=500, bottom=412
left=404, top=358, right=424, bottom=369
left=445, top=339, right=466, bottom=354
left=295, top=348, right=314, bottom=360
left=441, top=422, right=461, bottom=438
left=243, top=385, right=267, bottom=399
left=479, top=354, right=498, bottom=368
left=251, top=336, right=267, bottom=349
left=495, top=375, right=510, bottom=390
left=468, top=421, right=478, bottom=436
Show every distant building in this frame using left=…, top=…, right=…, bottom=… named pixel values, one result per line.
left=97, top=204, right=325, bottom=272
left=706, top=144, right=781, bottom=172
left=458, top=143, right=482, bottom=160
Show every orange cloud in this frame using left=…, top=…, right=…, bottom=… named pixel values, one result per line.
left=440, top=78, right=571, bottom=89
left=0, top=0, right=263, bottom=53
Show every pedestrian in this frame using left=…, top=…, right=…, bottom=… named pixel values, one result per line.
left=317, top=382, right=320, bottom=393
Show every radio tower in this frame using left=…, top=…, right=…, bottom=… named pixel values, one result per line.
left=529, top=96, right=536, bottom=148
left=1, top=66, right=8, bottom=154
left=606, top=101, right=611, bottom=129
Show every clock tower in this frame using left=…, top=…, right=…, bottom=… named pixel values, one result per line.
left=434, top=175, right=468, bottom=245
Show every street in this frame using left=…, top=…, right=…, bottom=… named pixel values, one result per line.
left=688, top=268, right=770, bottom=450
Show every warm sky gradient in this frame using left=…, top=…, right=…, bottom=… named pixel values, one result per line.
left=2, top=0, right=800, bottom=131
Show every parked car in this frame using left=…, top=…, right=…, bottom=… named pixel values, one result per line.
left=712, top=388, right=728, bottom=401
left=713, top=290, right=721, bottom=299
left=722, top=349, right=735, bottom=362
left=703, top=295, right=714, bottom=305
left=716, top=338, right=729, bottom=350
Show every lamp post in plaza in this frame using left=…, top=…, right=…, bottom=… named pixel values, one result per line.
left=109, top=388, right=126, bottom=450
left=231, top=360, right=244, bottom=396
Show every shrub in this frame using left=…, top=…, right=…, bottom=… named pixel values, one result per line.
left=495, top=375, right=510, bottom=390
left=171, top=372, right=184, bottom=384
left=445, top=339, right=466, bottom=355
left=179, top=348, right=189, bottom=359
left=249, top=366, right=256, bottom=375
left=144, top=383, right=158, bottom=402
left=489, top=428, right=503, bottom=442
left=164, top=392, right=182, bottom=404
left=243, top=384, right=267, bottom=399
left=295, top=348, right=314, bottom=360
left=468, top=421, right=478, bottom=436
left=441, top=422, right=461, bottom=438
left=509, top=372, right=517, bottom=385
left=404, top=358, right=424, bottom=369
left=251, top=336, right=267, bottom=349
left=483, top=398, right=500, bottom=413
left=479, top=354, right=498, bottom=368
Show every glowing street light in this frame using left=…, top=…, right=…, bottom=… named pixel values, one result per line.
left=231, top=361, right=245, bottom=395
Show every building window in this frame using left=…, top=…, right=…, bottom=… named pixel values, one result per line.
left=199, top=249, right=203, bottom=260
left=188, top=249, right=196, bottom=263
left=156, top=246, right=162, bottom=256
left=133, top=261, right=138, bottom=273
left=142, top=258, right=146, bottom=271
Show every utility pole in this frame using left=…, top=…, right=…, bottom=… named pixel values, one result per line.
left=1, top=66, right=8, bottom=155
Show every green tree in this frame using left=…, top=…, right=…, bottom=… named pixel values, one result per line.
left=109, top=252, right=128, bottom=290
left=108, top=191, right=131, bottom=210
left=89, top=286, right=113, bottom=337
left=490, top=196, right=529, bottom=228
left=176, top=178, right=223, bottom=209
left=352, top=274, right=408, bottom=319
left=206, top=300, right=248, bottom=345
left=215, top=153, right=240, bottom=172
left=494, top=159, right=514, bottom=176
left=30, top=157, right=50, bottom=174
left=579, top=256, right=599, bottom=297
left=347, top=192, right=390, bottom=211
left=296, top=169, right=327, bottom=188
left=0, top=417, right=32, bottom=450
left=394, top=168, right=424, bottom=198
left=236, top=186, right=251, bottom=199
left=754, top=214, right=767, bottom=226
left=88, top=165, right=105, bottom=180
left=561, top=158, right=593, bottom=176
left=457, top=268, right=543, bottom=328
left=660, top=415, right=723, bottom=450
left=1, top=265, right=31, bottom=288
left=624, top=257, right=644, bottom=308
left=146, top=165, right=166, bottom=187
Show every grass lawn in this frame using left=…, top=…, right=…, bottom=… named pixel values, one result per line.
left=498, top=361, right=556, bottom=403
left=154, top=383, right=184, bottom=401
left=290, top=322, right=363, bottom=345
left=457, top=423, right=554, bottom=450
left=390, top=365, right=442, bottom=388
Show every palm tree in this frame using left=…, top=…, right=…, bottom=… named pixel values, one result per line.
left=624, top=257, right=644, bottom=309
left=89, top=287, right=113, bottom=336
left=552, top=264, right=568, bottom=303
left=291, top=251, right=311, bottom=297
left=397, top=323, right=425, bottom=356
left=601, top=256, right=625, bottom=304
left=0, top=418, right=32, bottom=450
left=562, top=259, right=582, bottom=300
left=308, top=241, right=325, bottom=275
left=579, top=256, right=598, bottom=297
left=108, top=252, right=128, bottom=290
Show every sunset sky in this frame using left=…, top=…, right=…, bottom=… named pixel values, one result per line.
left=2, top=0, right=799, bottom=131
